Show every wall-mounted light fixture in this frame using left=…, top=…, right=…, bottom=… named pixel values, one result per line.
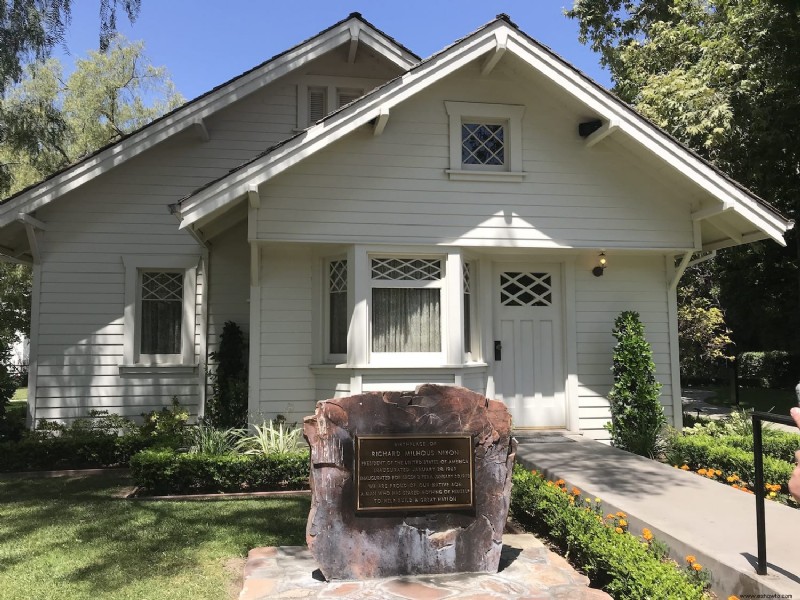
left=592, top=252, right=607, bottom=277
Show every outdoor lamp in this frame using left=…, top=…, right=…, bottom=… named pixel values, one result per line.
left=592, top=252, right=607, bottom=277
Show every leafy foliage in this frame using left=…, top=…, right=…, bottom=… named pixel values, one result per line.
left=236, top=419, right=304, bottom=455
left=568, top=0, right=800, bottom=354
left=737, top=350, right=799, bottom=388
left=0, top=0, right=143, bottom=193
left=677, top=262, right=732, bottom=382
left=188, top=424, right=243, bottom=456
left=510, top=467, right=706, bottom=599
left=130, top=448, right=310, bottom=495
left=204, top=321, right=248, bottom=428
left=607, top=311, right=666, bottom=457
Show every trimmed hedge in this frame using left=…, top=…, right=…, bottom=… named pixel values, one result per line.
left=511, top=467, right=704, bottom=599
left=738, top=351, right=799, bottom=389
left=130, top=448, right=310, bottom=495
left=0, top=433, right=163, bottom=472
left=666, top=434, right=794, bottom=490
left=717, top=431, right=800, bottom=464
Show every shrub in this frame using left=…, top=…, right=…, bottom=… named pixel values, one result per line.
left=738, top=351, right=799, bottom=389
left=205, top=321, right=248, bottom=428
left=0, top=407, right=189, bottom=472
left=188, top=425, right=243, bottom=455
left=666, top=434, right=794, bottom=492
left=236, top=419, right=304, bottom=455
left=130, top=448, right=309, bottom=495
left=607, top=311, right=666, bottom=457
left=510, top=467, right=705, bottom=599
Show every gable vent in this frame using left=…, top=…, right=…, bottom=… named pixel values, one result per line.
left=308, top=87, right=327, bottom=123
left=337, top=88, right=362, bottom=108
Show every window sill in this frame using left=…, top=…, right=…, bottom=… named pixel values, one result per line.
left=310, top=363, right=488, bottom=372
left=446, top=170, right=525, bottom=182
left=119, top=364, right=198, bottom=376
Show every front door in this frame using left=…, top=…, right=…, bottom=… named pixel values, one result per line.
left=493, top=264, right=565, bottom=428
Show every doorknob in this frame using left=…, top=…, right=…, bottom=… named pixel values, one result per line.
left=494, top=341, right=502, bottom=361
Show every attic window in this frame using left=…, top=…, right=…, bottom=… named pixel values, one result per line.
left=444, top=101, right=525, bottom=181
left=297, top=78, right=373, bottom=129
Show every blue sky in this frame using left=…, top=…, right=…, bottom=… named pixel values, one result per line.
left=56, top=1, right=611, bottom=101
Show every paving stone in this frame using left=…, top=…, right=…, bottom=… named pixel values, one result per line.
left=239, top=536, right=610, bottom=599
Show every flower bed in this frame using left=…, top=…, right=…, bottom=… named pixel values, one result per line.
left=667, top=433, right=796, bottom=505
left=510, top=466, right=707, bottom=599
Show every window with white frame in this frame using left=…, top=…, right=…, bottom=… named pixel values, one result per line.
left=121, top=255, right=199, bottom=370
left=444, top=102, right=525, bottom=181
left=297, top=77, right=379, bottom=128
left=328, top=259, right=348, bottom=357
left=370, top=257, right=443, bottom=356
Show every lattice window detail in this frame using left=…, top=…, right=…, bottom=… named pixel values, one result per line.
left=371, top=258, right=442, bottom=281
left=329, top=260, right=347, bottom=293
left=462, top=123, right=505, bottom=166
left=500, top=272, right=551, bottom=307
left=463, top=263, right=472, bottom=295
left=142, top=272, right=183, bottom=301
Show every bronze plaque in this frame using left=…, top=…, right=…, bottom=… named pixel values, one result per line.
left=355, top=434, right=474, bottom=513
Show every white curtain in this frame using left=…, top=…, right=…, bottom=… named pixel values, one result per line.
left=372, top=288, right=440, bottom=352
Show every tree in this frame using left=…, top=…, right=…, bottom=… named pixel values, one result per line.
left=607, top=311, right=666, bottom=457
left=0, top=0, right=142, bottom=193
left=568, top=0, right=800, bottom=354
left=0, top=37, right=183, bottom=192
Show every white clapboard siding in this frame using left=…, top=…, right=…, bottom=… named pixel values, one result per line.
left=258, top=67, right=694, bottom=250
left=255, top=245, right=315, bottom=424
left=574, top=254, right=674, bottom=441
left=206, top=220, right=250, bottom=353
left=30, top=75, right=304, bottom=422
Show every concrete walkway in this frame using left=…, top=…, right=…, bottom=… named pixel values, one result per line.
left=239, top=535, right=611, bottom=599
left=515, top=434, right=800, bottom=600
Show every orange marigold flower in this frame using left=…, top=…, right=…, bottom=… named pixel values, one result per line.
left=556, top=479, right=565, bottom=486
left=642, top=528, right=653, bottom=541
left=715, top=469, right=722, bottom=476
left=606, top=514, right=615, bottom=520
left=572, top=487, right=581, bottom=496
left=685, top=555, right=697, bottom=564
left=616, top=511, right=627, bottom=518
left=697, top=468, right=707, bottom=476
left=728, top=595, right=740, bottom=600
left=680, top=465, right=690, bottom=471
left=615, top=527, right=623, bottom=534
left=692, top=563, right=703, bottom=571
left=727, top=475, right=738, bottom=483
left=618, top=519, right=627, bottom=527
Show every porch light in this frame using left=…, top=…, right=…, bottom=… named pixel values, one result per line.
left=592, top=252, right=607, bottom=277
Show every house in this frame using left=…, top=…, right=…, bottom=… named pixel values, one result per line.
left=0, top=14, right=791, bottom=439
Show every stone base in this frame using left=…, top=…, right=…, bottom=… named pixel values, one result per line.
left=239, top=534, right=612, bottom=600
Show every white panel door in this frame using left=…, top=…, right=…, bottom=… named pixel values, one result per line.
left=493, top=264, right=565, bottom=428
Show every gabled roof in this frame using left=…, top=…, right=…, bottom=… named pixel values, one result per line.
left=0, top=13, right=418, bottom=228
left=175, top=14, right=792, bottom=250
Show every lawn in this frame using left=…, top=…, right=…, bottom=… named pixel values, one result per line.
left=0, top=472, right=310, bottom=600
left=701, top=384, right=796, bottom=414
left=11, top=387, right=27, bottom=401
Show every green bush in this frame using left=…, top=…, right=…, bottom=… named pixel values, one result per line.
left=666, top=434, right=794, bottom=490
left=712, top=431, right=800, bottom=464
left=0, top=408, right=189, bottom=472
left=738, top=351, right=799, bottom=389
left=205, top=321, right=248, bottom=428
left=510, top=467, right=705, bottom=599
left=607, top=311, right=666, bottom=457
left=130, top=448, right=310, bottom=495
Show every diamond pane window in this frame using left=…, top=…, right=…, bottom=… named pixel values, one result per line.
left=141, top=271, right=183, bottom=354
left=500, top=272, right=552, bottom=307
left=329, top=260, right=348, bottom=355
left=371, top=258, right=442, bottom=281
left=462, top=123, right=505, bottom=166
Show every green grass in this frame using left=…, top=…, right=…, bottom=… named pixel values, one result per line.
left=0, top=472, right=310, bottom=600
left=11, top=387, right=27, bottom=401
left=701, top=385, right=796, bottom=414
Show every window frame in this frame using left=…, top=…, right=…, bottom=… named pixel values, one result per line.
left=296, top=76, right=383, bottom=130
left=367, top=254, right=447, bottom=366
left=324, top=256, right=349, bottom=363
left=121, top=255, right=199, bottom=369
left=444, top=102, right=525, bottom=181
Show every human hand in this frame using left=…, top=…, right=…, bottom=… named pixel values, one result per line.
left=789, top=408, right=800, bottom=502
